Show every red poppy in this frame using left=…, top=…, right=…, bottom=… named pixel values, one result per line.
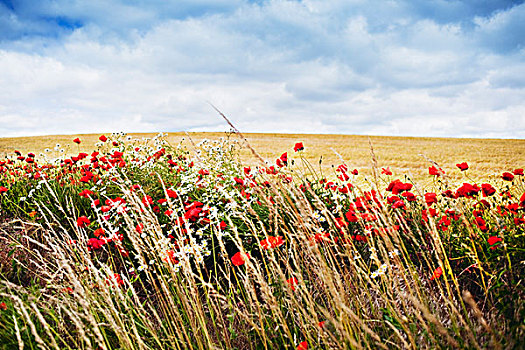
left=487, top=236, right=502, bottom=249
left=166, top=189, right=178, bottom=198
left=276, top=152, right=288, bottom=167
left=0, top=302, right=6, bottom=310
left=513, top=168, right=524, bottom=176
left=456, top=162, right=468, bottom=171
left=351, top=169, right=358, bottom=175
left=502, top=172, right=514, bottom=181
left=231, top=252, right=250, bottom=266
left=294, top=142, right=304, bottom=152
left=87, top=238, right=105, bottom=250
left=73, top=137, right=81, bottom=144
left=381, top=167, right=392, bottom=175
left=297, top=341, right=308, bottom=350
left=287, top=277, right=298, bottom=291
left=99, top=135, right=108, bottom=142
left=318, top=321, right=326, bottom=328
left=76, top=216, right=90, bottom=228
left=106, top=273, right=124, bottom=287
left=0, top=186, right=8, bottom=194
left=142, top=195, right=153, bottom=206
left=93, top=228, right=104, bottom=237
left=424, top=192, right=438, bottom=205
left=429, top=166, right=445, bottom=176
left=481, top=183, right=496, bottom=197
left=260, top=236, right=284, bottom=249
left=430, top=266, right=443, bottom=280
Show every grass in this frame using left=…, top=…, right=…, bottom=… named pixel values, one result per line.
left=0, top=131, right=523, bottom=349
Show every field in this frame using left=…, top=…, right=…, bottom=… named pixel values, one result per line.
left=1, top=132, right=524, bottom=182
left=0, top=132, right=524, bottom=349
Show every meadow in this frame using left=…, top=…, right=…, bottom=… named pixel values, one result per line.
left=0, top=132, right=524, bottom=349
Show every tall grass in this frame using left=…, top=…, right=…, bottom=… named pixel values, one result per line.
left=0, top=132, right=523, bottom=349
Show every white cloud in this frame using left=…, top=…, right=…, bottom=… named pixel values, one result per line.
left=0, top=0, right=524, bottom=138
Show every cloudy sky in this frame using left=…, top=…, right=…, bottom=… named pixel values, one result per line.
left=0, top=0, right=524, bottom=138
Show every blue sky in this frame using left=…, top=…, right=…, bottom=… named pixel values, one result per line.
left=0, top=0, right=524, bottom=138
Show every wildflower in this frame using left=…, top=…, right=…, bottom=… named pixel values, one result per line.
left=294, top=142, right=304, bottom=152
left=297, top=341, right=308, bottom=350
left=352, top=169, right=359, bottom=175
left=166, top=189, right=178, bottom=198
left=73, top=137, right=81, bottom=144
left=106, top=273, right=125, bottom=287
left=93, top=228, right=104, bottom=237
left=487, top=236, right=502, bottom=249
left=260, top=236, right=284, bottom=249
left=76, top=216, right=90, bottom=228
left=429, top=166, right=445, bottom=176
left=502, top=172, right=514, bottom=181
left=0, top=302, right=6, bottom=310
left=0, top=186, right=8, bottom=194
left=481, top=183, right=496, bottom=197
left=513, top=168, right=524, bottom=176
left=388, top=249, right=400, bottom=258
left=287, top=277, right=298, bottom=291
left=381, top=167, right=392, bottom=175
left=87, top=238, right=105, bottom=250
left=99, top=135, right=108, bottom=142
left=456, top=162, right=469, bottom=171
left=142, top=195, right=153, bottom=206
left=424, top=192, right=438, bottom=205
left=430, top=266, right=443, bottom=280
left=276, top=152, right=288, bottom=167
left=231, top=252, right=250, bottom=266
left=318, top=320, right=326, bottom=328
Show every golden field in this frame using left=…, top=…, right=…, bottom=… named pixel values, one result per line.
left=1, top=132, right=524, bottom=182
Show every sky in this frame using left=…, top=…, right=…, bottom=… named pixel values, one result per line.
left=0, top=0, right=524, bottom=138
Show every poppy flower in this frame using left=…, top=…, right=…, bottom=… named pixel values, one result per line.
left=106, top=273, right=124, bottom=287
left=430, top=266, right=443, bottom=280
left=0, top=302, right=6, bottom=310
left=351, top=169, right=359, bottom=175
left=73, top=138, right=81, bottom=144
left=166, top=189, right=178, bottom=198
left=142, top=195, right=153, bottom=206
left=87, top=238, right=104, bottom=250
left=260, top=236, right=284, bottom=249
left=231, top=252, right=250, bottom=266
left=297, top=341, right=308, bottom=350
left=487, top=236, right=502, bottom=249
left=381, top=167, right=392, bottom=175
left=429, top=166, right=445, bottom=176
left=93, top=228, right=105, bottom=237
left=287, top=277, right=298, bottom=291
left=502, top=172, right=514, bottom=181
left=481, top=183, right=496, bottom=197
left=0, top=186, right=8, bottom=194
left=99, top=135, right=107, bottom=142
left=294, top=142, right=304, bottom=152
left=456, top=162, right=468, bottom=171
left=513, top=168, right=524, bottom=176
left=276, top=152, right=288, bottom=167
left=424, top=192, right=438, bottom=205
left=76, top=216, right=91, bottom=228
